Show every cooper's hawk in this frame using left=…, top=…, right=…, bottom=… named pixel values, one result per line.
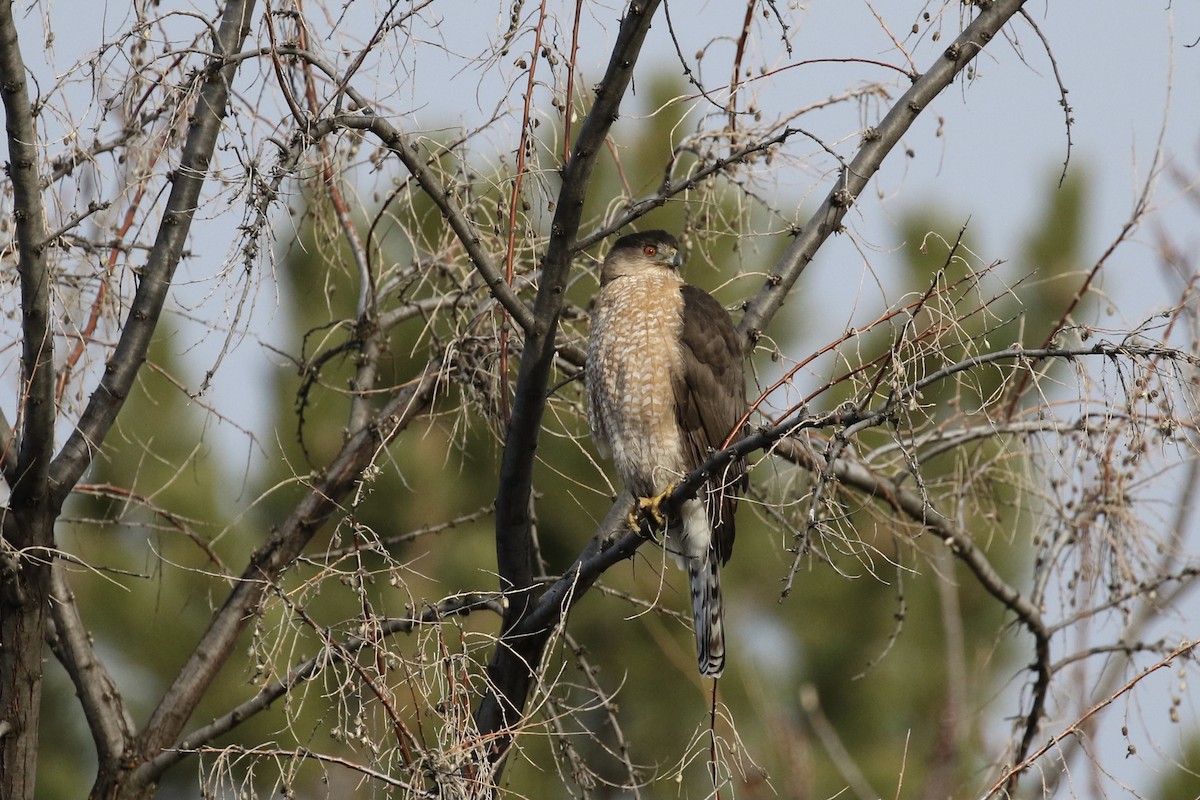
left=586, top=230, right=747, bottom=677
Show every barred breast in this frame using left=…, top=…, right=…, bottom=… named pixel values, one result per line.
left=587, top=273, right=687, bottom=498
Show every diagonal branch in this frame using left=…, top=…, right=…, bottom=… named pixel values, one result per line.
left=128, top=363, right=441, bottom=788
left=739, top=0, right=1033, bottom=341
left=141, top=593, right=504, bottom=777
left=46, top=562, right=133, bottom=764
left=48, top=0, right=258, bottom=506
left=772, top=435, right=1051, bottom=777
left=670, top=343, right=1196, bottom=519
left=508, top=496, right=644, bottom=640
left=254, top=41, right=536, bottom=334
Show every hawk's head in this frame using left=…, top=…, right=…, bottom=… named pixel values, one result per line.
left=600, top=230, right=683, bottom=285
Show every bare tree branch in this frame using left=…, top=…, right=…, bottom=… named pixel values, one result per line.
left=48, top=0, right=258, bottom=504
left=775, top=435, right=1052, bottom=787
left=0, top=0, right=54, bottom=509
left=739, top=0, right=1033, bottom=340
left=468, top=340, right=1176, bottom=795
left=46, top=563, right=133, bottom=764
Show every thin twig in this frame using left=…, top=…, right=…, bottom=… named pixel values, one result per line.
left=980, top=640, right=1199, bottom=798
left=130, top=363, right=441, bottom=787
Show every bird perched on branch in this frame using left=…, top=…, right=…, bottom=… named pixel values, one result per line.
left=586, top=230, right=748, bottom=677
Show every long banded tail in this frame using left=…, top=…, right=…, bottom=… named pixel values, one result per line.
left=687, top=553, right=725, bottom=677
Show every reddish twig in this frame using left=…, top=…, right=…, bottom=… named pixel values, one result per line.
left=562, top=0, right=583, bottom=162
left=727, top=0, right=757, bottom=136
left=500, top=0, right=550, bottom=423
left=55, top=178, right=156, bottom=405
left=73, top=483, right=228, bottom=574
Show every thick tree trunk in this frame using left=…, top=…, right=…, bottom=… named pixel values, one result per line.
left=0, top=513, right=52, bottom=800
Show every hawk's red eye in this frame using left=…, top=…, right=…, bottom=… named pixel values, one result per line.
left=643, top=245, right=657, bottom=257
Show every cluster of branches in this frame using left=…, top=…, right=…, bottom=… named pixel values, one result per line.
left=2, top=1, right=1198, bottom=799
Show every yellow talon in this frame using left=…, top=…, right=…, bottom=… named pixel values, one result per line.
left=636, top=483, right=676, bottom=529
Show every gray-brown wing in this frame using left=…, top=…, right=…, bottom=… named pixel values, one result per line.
left=673, top=284, right=748, bottom=565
